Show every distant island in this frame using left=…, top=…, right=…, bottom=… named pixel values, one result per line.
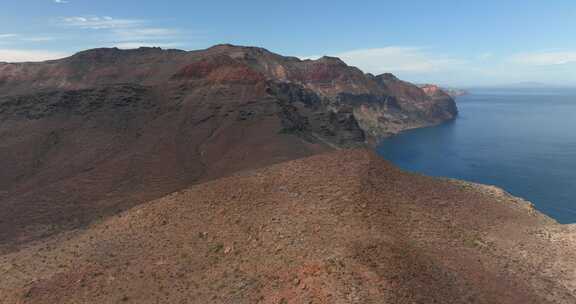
left=469, top=82, right=576, bottom=90
left=418, top=84, right=468, bottom=98
left=441, top=87, right=469, bottom=97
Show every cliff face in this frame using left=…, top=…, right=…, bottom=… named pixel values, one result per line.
left=349, top=76, right=458, bottom=137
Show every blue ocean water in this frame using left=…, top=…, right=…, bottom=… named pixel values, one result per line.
left=377, top=88, right=576, bottom=224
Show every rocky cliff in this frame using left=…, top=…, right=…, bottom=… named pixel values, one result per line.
left=0, top=44, right=457, bottom=139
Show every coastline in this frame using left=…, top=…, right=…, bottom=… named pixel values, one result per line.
left=369, top=117, right=458, bottom=146
left=447, top=178, right=559, bottom=225
left=371, top=106, right=573, bottom=227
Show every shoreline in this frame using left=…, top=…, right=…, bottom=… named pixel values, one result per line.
left=371, top=110, right=576, bottom=226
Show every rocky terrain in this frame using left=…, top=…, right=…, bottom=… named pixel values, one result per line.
left=3, top=44, right=571, bottom=303
left=0, top=44, right=455, bottom=251
left=1, top=150, right=574, bottom=303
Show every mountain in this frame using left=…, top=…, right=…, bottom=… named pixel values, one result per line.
left=0, top=44, right=456, bottom=251
left=0, top=45, right=457, bottom=136
left=1, top=150, right=574, bottom=303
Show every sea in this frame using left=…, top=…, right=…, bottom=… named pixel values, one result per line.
left=377, top=88, right=576, bottom=224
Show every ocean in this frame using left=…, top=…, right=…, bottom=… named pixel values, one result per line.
left=377, top=88, right=576, bottom=224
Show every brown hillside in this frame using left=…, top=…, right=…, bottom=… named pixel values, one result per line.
left=0, top=45, right=455, bottom=251
left=1, top=150, right=574, bottom=304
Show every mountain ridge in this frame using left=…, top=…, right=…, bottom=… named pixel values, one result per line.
left=0, top=44, right=457, bottom=138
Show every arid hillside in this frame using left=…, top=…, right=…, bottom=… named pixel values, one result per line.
left=1, top=150, right=574, bottom=303
left=0, top=44, right=455, bottom=251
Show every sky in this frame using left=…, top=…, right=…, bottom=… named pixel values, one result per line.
left=1, top=0, right=575, bottom=86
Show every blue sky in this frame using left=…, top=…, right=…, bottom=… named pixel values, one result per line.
left=1, top=0, right=575, bottom=86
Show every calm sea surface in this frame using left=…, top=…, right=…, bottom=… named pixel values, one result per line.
left=377, top=88, right=576, bottom=224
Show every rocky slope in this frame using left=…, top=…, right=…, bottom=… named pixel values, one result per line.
left=0, top=44, right=455, bottom=251
left=1, top=150, right=574, bottom=304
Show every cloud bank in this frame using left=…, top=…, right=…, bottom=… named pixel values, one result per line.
left=330, top=47, right=466, bottom=74
left=305, top=46, right=576, bottom=86
left=0, top=49, right=68, bottom=62
left=511, top=51, right=576, bottom=66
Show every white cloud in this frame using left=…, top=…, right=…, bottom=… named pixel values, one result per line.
left=0, top=49, right=68, bottom=62
left=511, top=51, right=576, bottom=66
left=20, top=36, right=56, bottom=42
left=0, top=34, right=56, bottom=44
left=478, top=52, right=494, bottom=60
left=60, top=16, right=142, bottom=30
left=316, top=47, right=466, bottom=74
left=0, top=34, right=19, bottom=40
left=54, top=0, right=69, bottom=3
left=59, top=16, right=183, bottom=48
